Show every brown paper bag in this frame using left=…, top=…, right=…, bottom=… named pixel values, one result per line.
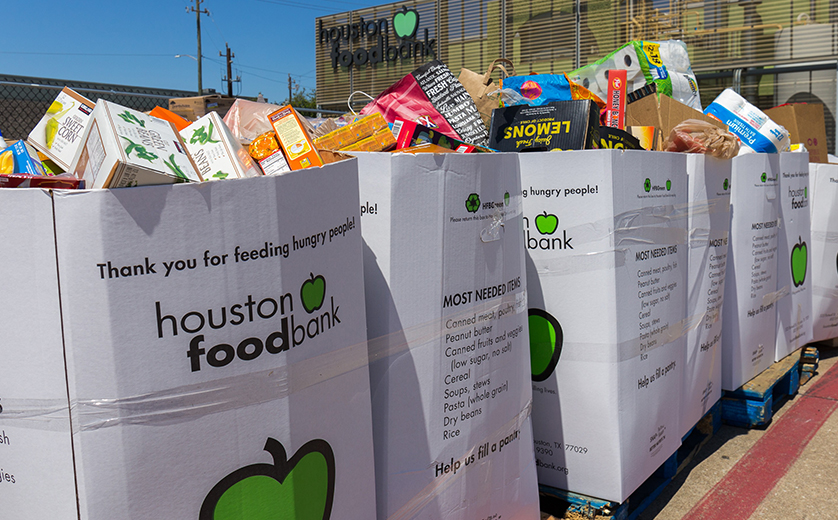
left=459, top=58, right=515, bottom=128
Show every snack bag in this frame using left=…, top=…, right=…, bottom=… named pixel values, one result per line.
left=359, top=60, right=489, bottom=146
left=501, top=74, right=572, bottom=106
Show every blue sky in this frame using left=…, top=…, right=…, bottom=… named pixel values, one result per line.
left=4, top=0, right=379, bottom=102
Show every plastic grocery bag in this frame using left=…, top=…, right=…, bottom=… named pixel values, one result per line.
left=222, top=98, right=283, bottom=144
left=663, top=119, right=740, bottom=158
left=501, top=73, right=573, bottom=106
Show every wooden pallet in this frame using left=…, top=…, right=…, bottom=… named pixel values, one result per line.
left=720, top=350, right=800, bottom=429
left=539, top=401, right=722, bottom=520
left=799, top=346, right=820, bottom=386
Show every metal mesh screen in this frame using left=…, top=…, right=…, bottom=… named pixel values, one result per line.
left=0, top=74, right=195, bottom=141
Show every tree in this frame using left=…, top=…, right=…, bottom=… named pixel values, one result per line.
left=288, top=85, right=316, bottom=109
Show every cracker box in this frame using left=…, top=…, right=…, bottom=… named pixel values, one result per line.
left=268, top=106, right=323, bottom=170
left=27, top=87, right=95, bottom=172
left=522, top=150, right=688, bottom=503
left=168, top=94, right=237, bottom=121
left=721, top=154, right=780, bottom=390
left=181, top=112, right=262, bottom=181
left=775, top=153, right=812, bottom=360
left=489, top=100, right=600, bottom=152
left=0, top=159, right=378, bottom=519
left=682, top=154, right=730, bottom=437
left=356, top=152, right=540, bottom=520
left=809, top=162, right=838, bottom=341
left=70, top=101, right=202, bottom=188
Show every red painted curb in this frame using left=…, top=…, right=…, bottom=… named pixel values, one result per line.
left=682, top=361, right=838, bottom=520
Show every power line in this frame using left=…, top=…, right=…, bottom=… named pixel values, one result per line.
left=0, top=51, right=173, bottom=57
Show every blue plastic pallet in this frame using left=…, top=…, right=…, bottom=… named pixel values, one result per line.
left=721, top=351, right=800, bottom=429
left=539, top=400, right=722, bottom=520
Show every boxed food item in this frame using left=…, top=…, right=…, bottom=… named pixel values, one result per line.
left=70, top=101, right=202, bottom=188
left=1, top=160, right=379, bottom=519
left=356, top=152, right=540, bottom=520
left=705, top=89, right=790, bottom=154
left=721, top=154, right=780, bottom=390
left=392, top=118, right=490, bottom=152
left=775, top=152, right=813, bottom=360
left=168, top=94, right=236, bottom=121
left=599, top=126, right=642, bottom=150
left=682, top=154, right=730, bottom=437
left=489, top=100, right=600, bottom=152
left=628, top=126, right=661, bottom=151
left=0, top=173, right=84, bottom=189
left=605, top=70, right=627, bottom=129
left=181, top=112, right=262, bottom=181
left=27, top=87, right=95, bottom=172
left=0, top=140, right=48, bottom=176
left=765, top=103, right=829, bottom=164
left=314, top=113, right=389, bottom=151
left=268, top=106, right=323, bottom=170
left=809, top=162, right=838, bottom=341
left=522, top=150, right=687, bottom=503
left=340, top=127, right=396, bottom=152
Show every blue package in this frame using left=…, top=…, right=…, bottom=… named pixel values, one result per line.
left=502, top=74, right=573, bottom=106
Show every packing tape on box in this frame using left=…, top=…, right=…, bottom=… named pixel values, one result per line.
left=812, top=230, right=838, bottom=243
left=813, top=285, right=838, bottom=300
left=1, top=291, right=528, bottom=432
left=762, top=285, right=789, bottom=307
left=0, top=398, right=71, bottom=432
left=555, top=311, right=705, bottom=365
left=388, top=402, right=533, bottom=520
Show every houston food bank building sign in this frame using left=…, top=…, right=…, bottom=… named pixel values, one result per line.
left=319, top=7, right=436, bottom=68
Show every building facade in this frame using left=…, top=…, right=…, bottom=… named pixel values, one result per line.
left=316, top=0, right=838, bottom=153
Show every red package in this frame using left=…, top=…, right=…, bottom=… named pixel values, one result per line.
left=0, top=173, right=84, bottom=189
left=605, top=70, right=627, bottom=129
left=359, top=60, right=488, bottom=146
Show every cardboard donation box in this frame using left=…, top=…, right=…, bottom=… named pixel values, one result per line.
left=721, top=154, right=780, bottom=390
left=0, top=190, right=79, bottom=517
left=765, top=104, right=829, bottom=164
left=0, top=160, right=379, bottom=519
left=626, top=93, right=727, bottom=149
left=775, top=153, right=813, bottom=360
left=683, top=155, right=731, bottom=437
left=356, top=152, right=540, bottom=520
left=168, top=94, right=237, bottom=121
left=521, top=150, right=688, bottom=503
left=70, top=101, right=202, bottom=188
left=809, top=163, right=838, bottom=341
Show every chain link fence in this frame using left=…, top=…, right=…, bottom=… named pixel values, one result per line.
left=0, top=74, right=196, bottom=141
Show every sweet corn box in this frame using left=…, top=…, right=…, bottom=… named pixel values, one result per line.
left=27, top=87, right=95, bottom=172
left=70, top=100, right=202, bottom=188
left=181, top=112, right=262, bottom=181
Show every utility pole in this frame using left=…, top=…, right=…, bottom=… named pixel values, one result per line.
left=288, top=74, right=293, bottom=105
left=189, top=0, right=209, bottom=94
left=220, top=43, right=239, bottom=97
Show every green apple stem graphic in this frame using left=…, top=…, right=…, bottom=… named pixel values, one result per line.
left=301, top=273, right=327, bottom=314
left=200, top=438, right=336, bottom=520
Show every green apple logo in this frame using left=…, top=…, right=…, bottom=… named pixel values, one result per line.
left=723, top=178, right=729, bottom=191
left=666, top=179, right=672, bottom=191
left=644, top=178, right=651, bottom=192
left=805, top=186, right=808, bottom=198
left=393, top=7, right=419, bottom=39
left=790, top=236, right=807, bottom=288
left=200, top=438, right=335, bottom=520
left=529, top=308, right=562, bottom=382
left=504, top=192, right=510, bottom=206
left=534, top=211, right=559, bottom=235
left=465, top=193, right=480, bottom=213
left=301, top=273, right=326, bottom=313
left=761, top=172, right=767, bottom=183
